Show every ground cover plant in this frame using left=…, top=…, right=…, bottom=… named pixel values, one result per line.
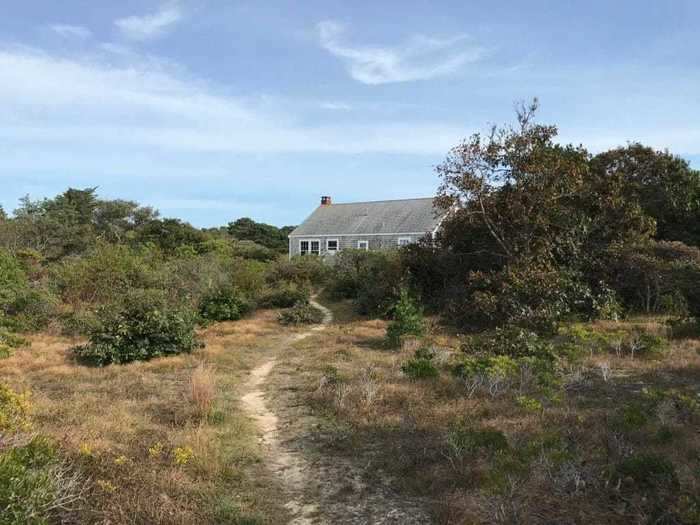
left=283, top=300, right=700, bottom=524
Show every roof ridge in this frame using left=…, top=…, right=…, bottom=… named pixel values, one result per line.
left=324, top=197, right=435, bottom=206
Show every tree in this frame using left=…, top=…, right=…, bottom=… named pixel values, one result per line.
left=135, top=218, right=206, bottom=254
left=11, top=189, right=99, bottom=259
left=591, top=144, right=700, bottom=246
left=93, top=199, right=159, bottom=243
left=227, top=217, right=294, bottom=253
left=435, top=99, right=651, bottom=269
left=432, top=100, right=657, bottom=329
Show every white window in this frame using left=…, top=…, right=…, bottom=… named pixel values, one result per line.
left=398, top=237, right=412, bottom=247
left=326, top=239, right=339, bottom=253
left=357, top=240, right=369, bottom=250
left=299, top=239, right=320, bottom=256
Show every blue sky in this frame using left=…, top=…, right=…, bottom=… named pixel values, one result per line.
left=2, top=1, right=699, bottom=227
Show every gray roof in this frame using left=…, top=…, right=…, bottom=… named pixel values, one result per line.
left=290, top=198, right=445, bottom=236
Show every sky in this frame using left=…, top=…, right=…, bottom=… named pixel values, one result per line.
left=1, top=1, right=699, bottom=227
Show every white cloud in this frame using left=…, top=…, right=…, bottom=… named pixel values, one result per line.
left=0, top=47, right=469, bottom=155
left=49, top=24, right=92, bottom=40
left=317, top=20, right=483, bottom=85
left=115, top=3, right=183, bottom=41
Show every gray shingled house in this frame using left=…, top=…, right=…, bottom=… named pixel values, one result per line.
left=288, top=196, right=447, bottom=258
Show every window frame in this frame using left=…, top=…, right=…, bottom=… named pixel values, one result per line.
left=326, top=238, right=339, bottom=254
left=357, top=240, right=369, bottom=250
left=397, top=236, right=412, bottom=247
left=299, top=239, right=321, bottom=256
left=310, top=240, right=320, bottom=256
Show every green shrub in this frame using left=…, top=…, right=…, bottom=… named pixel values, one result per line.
left=199, top=286, right=252, bottom=322
left=277, top=301, right=324, bottom=325
left=0, top=437, right=81, bottom=525
left=614, top=453, right=679, bottom=494
left=58, top=309, right=100, bottom=336
left=444, top=423, right=509, bottom=472
left=231, top=240, right=277, bottom=262
left=628, top=332, right=669, bottom=359
left=0, top=330, right=29, bottom=359
left=401, top=347, right=439, bottom=379
left=258, top=284, right=310, bottom=309
left=73, top=290, right=199, bottom=366
left=449, top=266, right=574, bottom=334
left=50, top=242, right=158, bottom=307
left=605, top=240, right=700, bottom=316
left=386, top=290, right=425, bottom=348
left=266, top=256, right=329, bottom=287
left=613, top=402, right=649, bottom=431
left=454, top=328, right=563, bottom=396
left=0, top=249, right=56, bottom=330
left=329, top=250, right=404, bottom=317
left=0, top=249, right=28, bottom=315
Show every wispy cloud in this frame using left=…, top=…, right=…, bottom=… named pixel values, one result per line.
left=320, top=101, right=352, bottom=111
left=0, top=46, right=468, bottom=155
left=317, top=20, right=483, bottom=85
left=49, top=24, right=92, bottom=40
left=115, top=2, right=183, bottom=41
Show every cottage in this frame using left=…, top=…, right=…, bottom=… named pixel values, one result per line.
left=288, top=196, right=448, bottom=258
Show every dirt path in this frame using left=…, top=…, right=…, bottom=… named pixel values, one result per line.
left=240, top=299, right=431, bottom=524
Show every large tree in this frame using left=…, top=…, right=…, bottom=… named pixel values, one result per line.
left=435, top=100, right=651, bottom=269
left=3, top=188, right=161, bottom=259
left=591, top=144, right=700, bottom=246
left=227, top=217, right=294, bottom=253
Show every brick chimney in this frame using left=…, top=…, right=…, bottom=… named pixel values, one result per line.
left=321, top=196, right=332, bottom=206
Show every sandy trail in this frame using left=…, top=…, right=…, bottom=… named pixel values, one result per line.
left=240, top=299, right=431, bottom=524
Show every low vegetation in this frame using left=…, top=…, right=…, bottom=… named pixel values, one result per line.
left=277, top=301, right=325, bottom=325
left=286, top=301, right=700, bottom=524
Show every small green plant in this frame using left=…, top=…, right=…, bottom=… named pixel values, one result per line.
left=277, top=301, right=324, bottom=325
left=73, top=290, right=199, bottom=366
left=58, top=309, right=100, bottom=336
left=515, top=395, right=543, bottom=413
left=613, top=402, right=649, bottom=431
left=0, top=329, right=28, bottom=359
left=199, top=286, right=252, bottom=322
left=386, top=289, right=425, bottom=348
left=444, top=422, right=509, bottom=473
left=401, top=347, right=439, bottom=379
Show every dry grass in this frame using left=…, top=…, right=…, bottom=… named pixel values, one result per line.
left=190, top=362, right=217, bottom=419
left=0, top=310, right=288, bottom=524
left=277, top=303, right=700, bottom=524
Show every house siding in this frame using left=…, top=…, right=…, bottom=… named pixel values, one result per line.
left=289, top=233, right=425, bottom=258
